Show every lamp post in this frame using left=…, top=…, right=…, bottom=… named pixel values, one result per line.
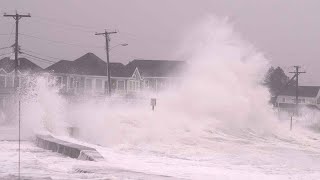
left=95, top=30, right=129, bottom=96
left=110, top=43, right=128, bottom=51
left=107, top=43, right=128, bottom=95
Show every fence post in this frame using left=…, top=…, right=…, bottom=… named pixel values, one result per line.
left=290, top=116, right=293, bottom=131
left=151, top=98, right=156, bottom=111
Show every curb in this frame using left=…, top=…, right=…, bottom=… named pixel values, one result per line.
left=35, top=134, right=104, bottom=161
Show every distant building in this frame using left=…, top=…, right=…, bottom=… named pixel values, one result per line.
left=0, top=57, right=42, bottom=123
left=45, top=53, right=139, bottom=96
left=276, top=86, right=320, bottom=111
left=126, top=59, right=185, bottom=92
left=1, top=53, right=186, bottom=99
left=0, top=57, right=42, bottom=94
left=45, top=54, right=186, bottom=96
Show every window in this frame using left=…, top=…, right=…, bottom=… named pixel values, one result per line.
left=128, top=80, right=134, bottom=91
left=85, top=79, right=92, bottom=89
left=17, top=77, right=20, bottom=87
left=56, top=77, right=62, bottom=87
left=127, top=80, right=140, bottom=91
left=117, top=80, right=125, bottom=90
left=0, top=97, right=4, bottom=109
left=144, top=80, right=149, bottom=88
left=69, top=77, right=74, bottom=88
left=295, top=98, right=306, bottom=103
left=132, top=81, right=135, bottom=91
left=282, top=98, right=285, bottom=102
left=96, top=79, right=102, bottom=89
left=0, top=76, right=5, bottom=88
left=5, top=76, right=13, bottom=88
left=161, top=80, right=166, bottom=88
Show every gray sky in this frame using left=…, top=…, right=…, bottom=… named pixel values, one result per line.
left=0, top=0, right=319, bottom=84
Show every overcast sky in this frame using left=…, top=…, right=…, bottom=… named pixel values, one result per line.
left=0, top=0, right=319, bottom=84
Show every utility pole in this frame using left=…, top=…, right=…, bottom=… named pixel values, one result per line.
left=4, top=12, right=31, bottom=88
left=4, top=12, right=31, bottom=179
left=289, top=66, right=306, bottom=116
left=95, top=30, right=117, bottom=96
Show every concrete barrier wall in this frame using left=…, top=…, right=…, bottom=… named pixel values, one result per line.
left=35, top=134, right=104, bottom=161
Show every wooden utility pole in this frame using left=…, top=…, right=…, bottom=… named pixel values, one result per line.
left=95, top=30, right=117, bottom=96
left=4, top=12, right=31, bottom=179
left=289, top=66, right=306, bottom=116
left=4, top=12, right=31, bottom=89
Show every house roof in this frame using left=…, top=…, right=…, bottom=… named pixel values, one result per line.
left=0, top=57, right=43, bottom=73
left=45, top=53, right=186, bottom=78
left=125, top=59, right=186, bottom=77
left=45, top=53, right=128, bottom=77
left=279, top=86, right=320, bottom=98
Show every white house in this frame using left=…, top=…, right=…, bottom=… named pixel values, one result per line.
left=0, top=57, right=42, bottom=123
left=45, top=53, right=141, bottom=96
left=276, top=86, right=320, bottom=110
left=125, top=59, right=186, bottom=92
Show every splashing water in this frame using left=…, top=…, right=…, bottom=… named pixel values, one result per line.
left=14, top=16, right=266, bottom=144
left=17, top=16, right=317, bottom=154
left=4, top=15, right=320, bottom=180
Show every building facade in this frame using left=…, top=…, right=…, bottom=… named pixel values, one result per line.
left=1, top=53, right=186, bottom=100
left=45, top=54, right=186, bottom=96
left=45, top=53, right=143, bottom=96
left=276, top=86, right=320, bottom=111
left=0, top=57, right=43, bottom=123
left=125, top=59, right=185, bottom=92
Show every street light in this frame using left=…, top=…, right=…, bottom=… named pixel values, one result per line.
left=110, top=43, right=128, bottom=51
left=106, top=43, right=128, bottom=95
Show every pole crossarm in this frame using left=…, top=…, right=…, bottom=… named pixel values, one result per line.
left=4, top=13, right=31, bottom=20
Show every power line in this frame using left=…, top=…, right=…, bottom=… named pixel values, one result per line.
left=5, top=23, right=15, bottom=49
left=0, top=25, right=15, bottom=56
left=20, top=54, right=54, bottom=65
left=33, top=15, right=97, bottom=29
left=0, top=51, right=13, bottom=57
left=20, top=52, right=57, bottom=64
left=20, top=48, right=64, bottom=61
left=27, top=18, right=95, bottom=33
left=0, top=22, right=13, bottom=26
left=0, top=24, right=15, bottom=52
left=118, top=30, right=138, bottom=40
left=19, top=33, right=104, bottom=49
left=31, top=15, right=99, bottom=32
left=0, top=46, right=12, bottom=50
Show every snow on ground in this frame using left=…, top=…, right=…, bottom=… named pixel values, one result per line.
left=52, top=125, right=320, bottom=180
left=94, top=129, right=320, bottom=180
left=0, top=140, right=183, bottom=179
left=0, top=128, right=182, bottom=179
left=1, top=123, right=320, bottom=180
